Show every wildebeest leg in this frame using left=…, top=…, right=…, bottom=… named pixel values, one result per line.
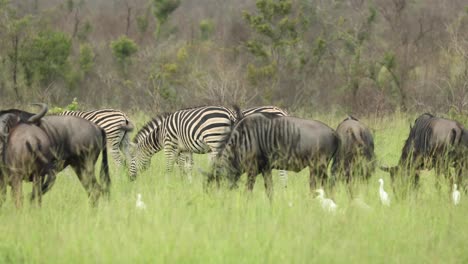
left=73, top=163, right=102, bottom=207
left=11, top=175, right=23, bottom=209
left=262, top=170, right=274, bottom=201
left=31, top=173, right=42, bottom=207
left=309, top=166, right=317, bottom=192
left=246, top=173, right=256, bottom=192
left=0, top=172, right=7, bottom=207
left=34, top=171, right=57, bottom=200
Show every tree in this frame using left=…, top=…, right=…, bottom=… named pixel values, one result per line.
left=152, top=0, right=180, bottom=37
left=243, top=0, right=300, bottom=100
left=110, top=35, right=138, bottom=76
left=19, top=30, right=72, bottom=87
left=0, top=1, right=32, bottom=101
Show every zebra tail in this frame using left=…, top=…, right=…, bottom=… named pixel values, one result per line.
left=100, top=129, right=111, bottom=195
left=232, top=104, right=244, bottom=121
left=121, top=120, right=135, bottom=132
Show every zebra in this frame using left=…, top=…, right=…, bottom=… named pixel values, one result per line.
left=129, top=106, right=240, bottom=181
left=242, top=105, right=288, bottom=117
left=60, top=109, right=134, bottom=167
left=242, top=106, right=289, bottom=187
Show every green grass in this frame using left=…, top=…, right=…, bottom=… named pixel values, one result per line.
left=1, top=113, right=467, bottom=263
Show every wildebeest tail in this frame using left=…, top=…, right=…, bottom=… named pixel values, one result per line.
left=99, top=128, right=111, bottom=194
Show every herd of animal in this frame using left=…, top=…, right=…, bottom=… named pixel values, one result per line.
left=0, top=103, right=467, bottom=208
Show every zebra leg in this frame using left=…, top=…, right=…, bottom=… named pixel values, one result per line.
left=278, top=170, right=288, bottom=188
left=120, top=132, right=132, bottom=167
left=185, top=153, right=194, bottom=183
left=110, top=142, right=123, bottom=167
left=164, top=146, right=177, bottom=179
left=262, top=170, right=274, bottom=201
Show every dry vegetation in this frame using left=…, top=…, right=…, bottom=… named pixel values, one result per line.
left=0, top=0, right=466, bottom=116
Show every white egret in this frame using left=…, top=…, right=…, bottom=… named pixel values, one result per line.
left=452, top=184, right=460, bottom=206
left=136, top=193, right=147, bottom=210
left=315, top=188, right=337, bottom=213
left=378, top=178, right=390, bottom=206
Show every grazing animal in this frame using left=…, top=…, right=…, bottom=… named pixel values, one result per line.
left=315, top=188, right=337, bottom=213
left=378, top=178, right=390, bottom=206
left=136, top=193, right=146, bottom=210
left=452, top=184, right=460, bottom=206
left=242, top=106, right=289, bottom=187
left=60, top=109, right=134, bottom=167
left=380, top=113, right=467, bottom=193
left=0, top=109, right=54, bottom=208
left=0, top=104, right=110, bottom=206
left=207, top=114, right=339, bottom=200
left=129, top=106, right=240, bottom=181
left=333, top=116, right=375, bottom=185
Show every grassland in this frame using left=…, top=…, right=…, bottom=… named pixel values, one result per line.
left=0, top=112, right=467, bottom=263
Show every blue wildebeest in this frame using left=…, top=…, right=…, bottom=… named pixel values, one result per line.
left=0, top=104, right=110, bottom=206
left=0, top=112, right=54, bottom=208
left=381, top=113, right=468, bottom=194
left=242, top=106, right=289, bottom=187
left=332, top=116, right=375, bottom=186
left=205, top=113, right=340, bottom=200
left=60, top=109, right=134, bottom=167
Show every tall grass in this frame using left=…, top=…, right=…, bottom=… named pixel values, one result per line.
left=0, top=113, right=467, bottom=263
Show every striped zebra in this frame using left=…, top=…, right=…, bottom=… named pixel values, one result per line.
left=242, top=106, right=289, bottom=188
left=60, top=109, right=134, bottom=166
left=129, top=106, right=239, bottom=181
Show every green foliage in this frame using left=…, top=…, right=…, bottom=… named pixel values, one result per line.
left=77, top=20, right=92, bottom=41
left=19, top=30, right=72, bottom=86
left=152, top=0, right=180, bottom=32
left=243, top=0, right=299, bottom=86
left=79, top=43, right=94, bottom=74
left=110, top=36, right=138, bottom=76
left=136, top=14, right=149, bottom=34
left=66, top=0, right=74, bottom=12
left=199, top=19, right=214, bottom=40
left=49, top=97, right=79, bottom=113
left=110, top=36, right=138, bottom=63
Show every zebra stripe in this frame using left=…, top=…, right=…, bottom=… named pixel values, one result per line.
left=130, top=106, right=238, bottom=180
left=242, top=106, right=289, bottom=188
left=60, top=109, right=134, bottom=166
left=242, top=106, right=288, bottom=117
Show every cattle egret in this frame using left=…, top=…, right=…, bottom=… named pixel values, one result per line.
left=315, top=188, right=337, bottom=213
left=452, top=184, right=460, bottom=206
left=378, top=178, right=390, bottom=206
left=136, top=193, right=146, bottom=210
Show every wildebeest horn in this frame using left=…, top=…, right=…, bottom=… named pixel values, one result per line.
left=28, top=103, right=48, bottom=123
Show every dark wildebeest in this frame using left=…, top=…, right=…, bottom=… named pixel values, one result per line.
left=205, top=113, right=339, bottom=200
left=0, top=113, right=54, bottom=208
left=0, top=104, right=110, bottom=206
left=381, top=113, right=468, bottom=194
left=332, top=116, right=375, bottom=188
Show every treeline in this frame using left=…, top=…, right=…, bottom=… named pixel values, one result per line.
left=0, top=0, right=467, bottom=115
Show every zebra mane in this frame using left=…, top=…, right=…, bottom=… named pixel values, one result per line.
left=133, top=112, right=171, bottom=143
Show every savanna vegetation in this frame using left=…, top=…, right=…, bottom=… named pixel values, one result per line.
left=0, top=0, right=467, bottom=115
left=1, top=113, right=468, bottom=263
left=0, top=0, right=468, bottom=262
